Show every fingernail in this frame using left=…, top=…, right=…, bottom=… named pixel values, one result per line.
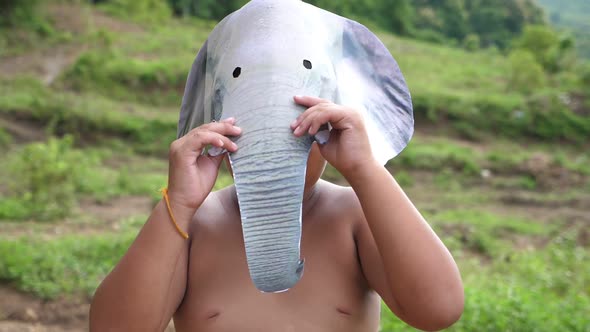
left=290, top=119, right=298, bottom=127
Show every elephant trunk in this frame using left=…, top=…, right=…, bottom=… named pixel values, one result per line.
left=227, top=104, right=313, bottom=293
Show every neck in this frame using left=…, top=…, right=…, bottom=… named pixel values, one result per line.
left=302, top=180, right=321, bottom=218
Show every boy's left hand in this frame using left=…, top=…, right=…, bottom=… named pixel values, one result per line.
left=291, top=95, right=378, bottom=177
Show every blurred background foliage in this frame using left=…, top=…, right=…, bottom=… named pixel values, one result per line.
left=0, top=0, right=588, bottom=331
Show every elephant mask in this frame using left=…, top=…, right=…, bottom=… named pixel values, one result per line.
left=177, top=0, right=414, bottom=293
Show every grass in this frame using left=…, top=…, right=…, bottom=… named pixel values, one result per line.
left=0, top=127, right=11, bottom=148
left=0, top=227, right=138, bottom=298
left=390, top=136, right=590, bottom=184
left=390, top=137, right=481, bottom=176
left=0, top=77, right=178, bottom=155
left=379, top=33, right=590, bottom=143
left=428, top=209, right=558, bottom=258
left=0, top=134, right=235, bottom=221
left=381, top=229, right=590, bottom=332
left=0, top=211, right=587, bottom=332
left=60, top=49, right=191, bottom=106
left=0, top=137, right=161, bottom=221
left=10, top=6, right=586, bottom=143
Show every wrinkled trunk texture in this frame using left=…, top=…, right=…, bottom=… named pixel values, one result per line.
left=228, top=103, right=313, bottom=293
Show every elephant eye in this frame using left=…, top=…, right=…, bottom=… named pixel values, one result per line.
left=233, top=67, right=241, bottom=78
left=303, top=60, right=312, bottom=70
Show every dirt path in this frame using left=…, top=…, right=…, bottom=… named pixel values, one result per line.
left=0, top=41, right=83, bottom=85
left=0, top=286, right=175, bottom=332
left=0, top=2, right=143, bottom=86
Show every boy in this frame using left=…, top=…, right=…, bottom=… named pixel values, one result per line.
left=89, top=95, right=464, bottom=332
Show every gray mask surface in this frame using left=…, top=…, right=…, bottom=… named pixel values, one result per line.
left=177, top=0, right=414, bottom=293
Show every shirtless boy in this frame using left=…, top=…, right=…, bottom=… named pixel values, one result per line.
left=89, top=95, right=464, bottom=332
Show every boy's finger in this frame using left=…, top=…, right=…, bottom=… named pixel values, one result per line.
left=296, top=111, right=322, bottom=136
left=292, top=105, right=317, bottom=134
left=293, top=95, right=331, bottom=108
left=307, top=109, right=335, bottom=135
left=183, top=130, right=238, bottom=154
left=291, top=102, right=331, bottom=129
left=200, top=121, right=242, bottom=137
left=294, top=104, right=336, bottom=136
left=220, top=117, right=236, bottom=124
left=308, top=112, right=329, bottom=135
left=310, top=109, right=349, bottom=133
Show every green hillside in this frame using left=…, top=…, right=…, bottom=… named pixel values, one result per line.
left=0, top=1, right=588, bottom=332
left=537, top=0, right=590, bottom=58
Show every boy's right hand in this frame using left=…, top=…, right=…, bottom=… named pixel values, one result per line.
left=167, top=118, right=241, bottom=217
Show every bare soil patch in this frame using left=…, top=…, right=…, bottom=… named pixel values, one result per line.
left=0, top=196, right=154, bottom=239
left=0, top=286, right=176, bottom=331
left=0, top=2, right=143, bottom=85
left=79, top=195, right=154, bottom=226
left=0, top=114, right=47, bottom=144
left=0, top=287, right=87, bottom=332
left=45, top=3, right=142, bottom=36
left=0, top=44, right=84, bottom=85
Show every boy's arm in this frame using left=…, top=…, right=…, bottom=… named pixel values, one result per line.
left=89, top=201, right=193, bottom=331
left=350, top=164, right=464, bottom=331
left=90, top=119, right=241, bottom=331
left=292, top=96, right=463, bottom=331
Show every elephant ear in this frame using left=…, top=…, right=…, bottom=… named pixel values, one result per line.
left=335, top=19, right=414, bottom=165
left=177, top=40, right=209, bottom=138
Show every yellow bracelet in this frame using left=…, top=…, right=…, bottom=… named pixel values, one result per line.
left=160, top=187, right=189, bottom=240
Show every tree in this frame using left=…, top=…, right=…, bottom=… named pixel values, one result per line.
left=166, top=0, right=247, bottom=20
left=377, top=0, right=414, bottom=35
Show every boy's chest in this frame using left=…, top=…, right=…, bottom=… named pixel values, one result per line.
left=176, top=211, right=380, bottom=331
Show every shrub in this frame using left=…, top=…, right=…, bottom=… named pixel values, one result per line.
left=0, top=231, right=136, bottom=298
left=526, top=92, right=590, bottom=142
left=0, top=78, right=178, bottom=155
left=5, top=136, right=98, bottom=221
left=0, top=197, right=30, bottom=220
left=62, top=50, right=187, bottom=106
left=0, top=127, right=11, bottom=148
left=580, top=63, right=590, bottom=92
left=0, top=0, right=53, bottom=37
left=508, top=49, right=547, bottom=95
left=0, top=0, right=38, bottom=26
left=513, top=25, right=559, bottom=71
left=381, top=230, right=589, bottom=332
left=463, top=34, right=480, bottom=52
left=390, top=139, right=481, bottom=176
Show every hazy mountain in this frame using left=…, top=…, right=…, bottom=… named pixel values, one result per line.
left=536, top=0, right=590, bottom=58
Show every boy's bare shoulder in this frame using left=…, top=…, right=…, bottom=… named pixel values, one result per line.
left=319, top=179, right=357, bottom=200
left=316, top=180, right=363, bottom=217
left=189, top=186, right=239, bottom=234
